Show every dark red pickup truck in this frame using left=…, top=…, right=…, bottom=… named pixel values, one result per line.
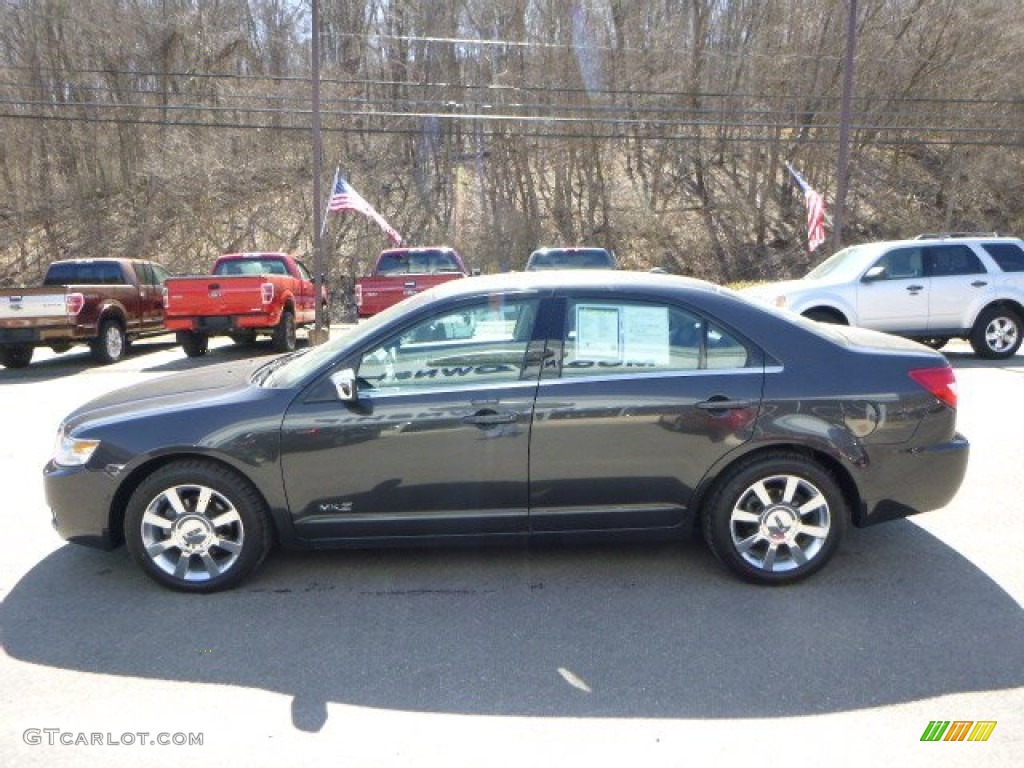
left=163, top=252, right=322, bottom=357
left=0, top=258, right=169, bottom=368
left=355, top=246, right=469, bottom=318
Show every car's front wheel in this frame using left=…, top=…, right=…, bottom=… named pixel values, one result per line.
left=703, top=454, right=847, bottom=585
left=125, top=460, right=272, bottom=592
left=969, top=306, right=1022, bottom=359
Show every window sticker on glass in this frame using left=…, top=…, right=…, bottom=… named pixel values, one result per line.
left=622, top=305, right=670, bottom=365
left=576, top=305, right=622, bottom=361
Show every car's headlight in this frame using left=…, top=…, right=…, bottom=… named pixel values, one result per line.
left=53, top=428, right=100, bottom=467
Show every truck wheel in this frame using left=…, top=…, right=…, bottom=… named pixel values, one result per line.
left=178, top=331, right=209, bottom=358
left=272, top=309, right=296, bottom=353
left=0, top=344, right=34, bottom=369
left=90, top=320, right=126, bottom=364
left=969, top=306, right=1022, bottom=359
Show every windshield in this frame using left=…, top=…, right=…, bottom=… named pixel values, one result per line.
left=256, top=293, right=436, bottom=389
left=804, top=244, right=875, bottom=281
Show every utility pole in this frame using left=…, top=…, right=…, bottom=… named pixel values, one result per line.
left=833, top=0, right=857, bottom=251
left=309, top=0, right=329, bottom=345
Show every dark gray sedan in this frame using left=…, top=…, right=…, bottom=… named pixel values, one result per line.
left=44, top=271, right=969, bottom=592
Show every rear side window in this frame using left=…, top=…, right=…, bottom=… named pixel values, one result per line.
left=558, top=299, right=750, bottom=376
left=981, top=242, right=1024, bottom=272
left=925, top=245, right=984, bottom=277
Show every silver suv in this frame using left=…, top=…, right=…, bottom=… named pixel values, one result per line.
left=742, top=233, right=1024, bottom=359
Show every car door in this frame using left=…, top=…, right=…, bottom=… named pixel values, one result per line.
left=855, top=246, right=930, bottom=332
left=923, top=244, right=992, bottom=332
left=280, top=296, right=544, bottom=542
left=138, top=262, right=169, bottom=332
left=528, top=295, right=763, bottom=533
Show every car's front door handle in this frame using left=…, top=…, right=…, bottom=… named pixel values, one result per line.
left=463, top=410, right=519, bottom=426
left=971, top=280, right=988, bottom=287
left=906, top=284, right=924, bottom=292
left=695, top=398, right=755, bottom=411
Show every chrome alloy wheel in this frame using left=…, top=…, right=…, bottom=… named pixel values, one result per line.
left=983, top=315, right=1018, bottom=355
left=139, top=483, right=245, bottom=583
left=728, top=474, right=831, bottom=573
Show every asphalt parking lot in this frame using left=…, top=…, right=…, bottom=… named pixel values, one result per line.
left=0, top=333, right=1021, bottom=767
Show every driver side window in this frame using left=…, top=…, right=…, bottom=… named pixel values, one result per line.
left=358, top=298, right=539, bottom=392
left=876, top=247, right=923, bottom=280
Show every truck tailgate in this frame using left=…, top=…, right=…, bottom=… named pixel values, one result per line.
left=0, top=290, right=69, bottom=325
left=164, top=276, right=268, bottom=317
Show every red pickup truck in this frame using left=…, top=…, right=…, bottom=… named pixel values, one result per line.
left=0, top=258, right=169, bottom=368
left=355, top=246, right=469, bottom=318
left=163, top=252, right=321, bottom=357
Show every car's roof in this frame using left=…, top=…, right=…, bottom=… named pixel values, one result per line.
left=426, top=269, right=725, bottom=301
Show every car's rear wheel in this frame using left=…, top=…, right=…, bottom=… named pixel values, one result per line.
left=703, top=454, right=847, bottom=585
left=272, top=309, right=296, bottom=352
left=0, top=344, right=34, bottom=368
left=178, top=331, right=209, bottom=357
left=969, top=306, right=1022, bottom=359
left=125, top=460, right=271, bottom=593
left=90, top=319, right=126, bottom=364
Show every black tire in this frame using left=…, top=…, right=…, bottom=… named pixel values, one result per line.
left=271, top=309, right=296, bottom=353
left=178, top=331, right=209, bottom=358
left=969, top=306, right=1022, bottom=359
left=702, top=453, right=847, bottom=585
left=0, top=344, right=34, bottom=369
left=90, top=319, right=126, bottom=364
left=124, top=460, right=272, bottom=593
left=803, top=308, right=847, bottom=324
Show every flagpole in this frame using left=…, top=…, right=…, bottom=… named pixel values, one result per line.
left=321, top=166, right=339, bottom=239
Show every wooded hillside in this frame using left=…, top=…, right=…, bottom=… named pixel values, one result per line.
left=1, top=0, right=1022, bottom=292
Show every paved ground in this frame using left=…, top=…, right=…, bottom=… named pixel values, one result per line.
left=0, top=334, right=1021, bottom=767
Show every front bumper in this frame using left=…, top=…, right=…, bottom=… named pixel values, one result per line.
left=43, top=460, right=120, bottom=549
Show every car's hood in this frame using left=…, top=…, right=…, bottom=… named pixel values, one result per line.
left=62, top=357, right=267, bottom=431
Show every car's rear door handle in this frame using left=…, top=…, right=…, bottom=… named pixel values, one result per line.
left=463, top=410, right=519, bottom=426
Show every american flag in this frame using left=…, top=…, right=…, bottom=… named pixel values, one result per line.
left=785, top=163, right=828, bottom=252
left=328, top=176, right=402, bottom=245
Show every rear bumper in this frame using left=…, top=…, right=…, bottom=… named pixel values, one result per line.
left=856, top=433, right=970, bottom=527
left=165, top=311, right=282, bottom=334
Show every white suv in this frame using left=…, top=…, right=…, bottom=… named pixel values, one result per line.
left=742, top=233, right=1024, bottom=359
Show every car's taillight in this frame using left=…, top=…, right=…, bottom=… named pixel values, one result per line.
left=65, top=292, right=84, bottom=315
left=162, top=286, right=169, bottom=307
left=355, top=284, right=363, bottom=307
left=909, top=366, right=957, bottom=409
left=261, top=283, right=274, bottom=304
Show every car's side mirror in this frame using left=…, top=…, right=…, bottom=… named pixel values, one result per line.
left=862, top=265, right=886, bottom=282
left=330, top=368, right=358, bottom=402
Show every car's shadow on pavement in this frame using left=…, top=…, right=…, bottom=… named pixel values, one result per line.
left=0, top=340, right=181, bottom=381
left=3, top=521, right=1022, bottom=732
